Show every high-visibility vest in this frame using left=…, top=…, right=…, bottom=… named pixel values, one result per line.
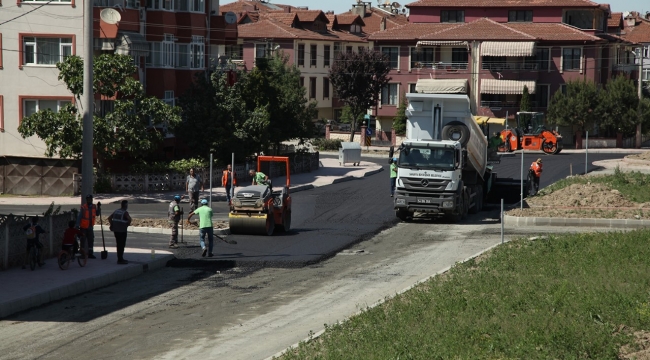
left=80, top=204, right=96, bottom=229
left=530, top=162, right=543, bottom=178
left=222, top=170, right=237, bottom=187
left=110, top=208, right=129, bottom=232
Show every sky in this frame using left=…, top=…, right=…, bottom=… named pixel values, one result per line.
left=255, top=0, right=648, bottom=15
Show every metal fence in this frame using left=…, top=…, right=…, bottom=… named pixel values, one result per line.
left=0, top=213, right=75, bottom=270
left=74, top=152, right=320, bottom=194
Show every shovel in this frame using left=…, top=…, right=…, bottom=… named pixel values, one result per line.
left=180, top=206, right=184, bottom=244
left=98, top=201, right=108, bottom=260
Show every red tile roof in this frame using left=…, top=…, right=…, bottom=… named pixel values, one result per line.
left=406, top=0, right=600, bottom=7
left=421, top=18, right=537, bottom=41
left=368, top=18, right=607, bottom=42
left=220, top=0, right=296, bottom=15
left=294, top=10, right=329, bottom=23
left=237, top=18, right=367, bottom=42
left=336, top=13, right=365, bottom=26
left=337, top=7, right=408, bottom=34
left=608, top=12, right=623, bottom=28
left=368, top=23, right=455, bottom=40
left=622, top=16, right=650, bottom=44
left=506, top=22, right=604, bottom=41
left=263, top=12, right=297, bottom=26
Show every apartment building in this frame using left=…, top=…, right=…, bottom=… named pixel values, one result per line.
left=0, top=0, right=230, bottom=194
left=235, top=9, right=368, bottom=120
left=620, top=12, right=650, bottom=84
left=364, top=0, right=637, bottom=140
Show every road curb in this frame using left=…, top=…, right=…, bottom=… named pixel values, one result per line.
left=503, top=215, right=650, bottom=229
left=363, top=168, right=384, bottom=177
left=92, top=225, right=231, bottom=236
left=332, top=176, right=355, bottom=184
left=0, top=254, right=174, bottom=319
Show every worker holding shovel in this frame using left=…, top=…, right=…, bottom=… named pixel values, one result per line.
left=529, top=158, right=543, bottom=196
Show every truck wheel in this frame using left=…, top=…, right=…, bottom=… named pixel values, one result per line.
left=442, top=123, right=470, bottom=146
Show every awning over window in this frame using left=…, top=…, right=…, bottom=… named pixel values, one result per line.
left=416, top=41, right=468, bottom=47
left=480, top=41, right=536, bottom=57
left=481, top=79, right=536, bottom=94
left=115, top=32, right=149, bottom=58
left=474, top=116, right=506, bottom=126
left=415, top=79, right=468, bottom=94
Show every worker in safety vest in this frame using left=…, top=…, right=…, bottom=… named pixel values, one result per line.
left=108, top=200, right=132, bottom=265
left=222, top=164, right=237, bottom=204
left=529, top=158, right=543, bottom=195
left=76, top=194, right=100, bottom=259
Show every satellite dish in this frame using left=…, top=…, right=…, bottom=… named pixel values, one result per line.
left=392, top=2, right=401, bottom=8
left=225, top=11, right=237, bottom=24
left=100, top=8, right=121, bottom=25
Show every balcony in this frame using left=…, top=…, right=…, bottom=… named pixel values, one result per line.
left=411, top=62, right=468, bottom=70
left=482, top=62, right=540, bottom=71
left=480, top=101, right=540, bottom=108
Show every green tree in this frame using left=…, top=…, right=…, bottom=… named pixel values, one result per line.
left=339, top=105, right=363, bottom=125
left=392, top=94, right=407, bottom=135
left=598, top=76, right=639, bottom=135
left=329, top=49, right=391, bottom=141
left=547, top=80, right=601, bottom=132
left=520, top=85, right=531, bottom=112
left=18, top=54, right=181, bottom=172
left=242, top=53, right=317, bottom=152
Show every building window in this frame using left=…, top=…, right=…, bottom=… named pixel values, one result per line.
left=310, top=44, right=317, bottom=67
left=299, top=77, right=304, bottom=88
left=255, top=44, right=266, bottom=59
left=161, top=34, right=175, bottom=68
left=452, top=47, right=468, bottom=64
left=333, top=42, right=342, bottom=60
left=562, top=48, right=581, bottom=71
left=536, top=48, right=550, bottom=70
left=149, top=0, right=203, bottom=11
left=346, top=46, right=353, bottom=53
left=309, top=77, right=317, bottom=99
left=23, top=37, right=72, bottom=66
left=441, top=10, right=464, bottom=23
left=163, top=91, right=175, bottom=107
left=643, top=45, right=649, bottom=58
left=381, top=46, right=399, bottom=69
left=22, top=98, right=72, bottom=118
left=535, top=84, right=549, bottom=108
left=323, top=77, right=330, bottom=99
left=23, top=0, right=71, bottom=2
left=350, top=24, right=362, bottom=33
left=643, top=69, right=650, bottom=81
left=298, top=44, right=305, bottom=66
left=409, top=83, right=417, bottom=93
left=508, top=10, right=532, bottom=22
left=358, top=46, right=365, bottom=53
left=176, top=44, right=189, bottom=68
left=225, top=44, right=243, bottom=60
left=189, top=36, right=204, bottom=69
left=410, top=47, right=434, bottom=68
left=125, top=0, right=139, bottom=8
left=560, top=84, right=567, bottom=95
left=381, top=84, right=398, bottom=105
left=324, top=45, right=331, bottom=67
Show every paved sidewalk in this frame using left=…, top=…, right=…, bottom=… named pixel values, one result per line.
left=0, top=247, right=174, bottom=318
left=0, top=158, right=383, bottom=319
left=0, top=157, right=382, bottom=206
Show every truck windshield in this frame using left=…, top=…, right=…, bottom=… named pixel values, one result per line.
left=399, top=147, right=455, bottom=170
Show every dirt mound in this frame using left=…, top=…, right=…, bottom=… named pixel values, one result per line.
left=507, top=183, right=650, bottom=219
left=627, top=151, right=650, bottom=162
left=99, top=218, right=228, bottom=230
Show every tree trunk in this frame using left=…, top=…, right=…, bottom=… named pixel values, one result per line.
left=349, top=119, right=357, bottom=142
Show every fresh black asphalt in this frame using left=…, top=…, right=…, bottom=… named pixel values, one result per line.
left=0, top=152, right=632, bottom=267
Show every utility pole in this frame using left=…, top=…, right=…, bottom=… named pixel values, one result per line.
left=637, top=47, right=644, bottom=149
left=81, top=0, right=94, bottom=202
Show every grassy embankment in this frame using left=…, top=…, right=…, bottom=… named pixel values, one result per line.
left=280, top=229, right=650, bottom=359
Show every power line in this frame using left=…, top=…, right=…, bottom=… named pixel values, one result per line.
left=0, top=0, right=55, bottom=26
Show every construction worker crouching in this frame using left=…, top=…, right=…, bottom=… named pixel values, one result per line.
left=529, top=158, right=543, bottom=196
left=250, top=169, right=271, bottom=189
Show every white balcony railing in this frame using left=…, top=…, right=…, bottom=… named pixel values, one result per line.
left=411, top=62, right=468, bottom=70
left=482, top=62, right=539, bottom=71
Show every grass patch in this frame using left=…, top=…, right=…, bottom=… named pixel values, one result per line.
left=538, top=168, right=650, bottom=203
left=280, top=230, right=650, bottom=359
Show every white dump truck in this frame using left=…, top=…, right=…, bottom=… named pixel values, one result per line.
left=392, top=92, right=497, bottom=222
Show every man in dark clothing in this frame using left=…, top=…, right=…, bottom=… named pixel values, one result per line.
left=23, top=216, right=47, bottom=269
left=168, top=195, right=183, bottom=249
left=108, top=200, right=132, bottom=264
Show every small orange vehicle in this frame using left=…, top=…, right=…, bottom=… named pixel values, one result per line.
left=499, top=111, right=562, bottom=155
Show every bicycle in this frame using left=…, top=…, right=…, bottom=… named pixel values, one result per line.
left=26, top=240, right=44, bottom=271
left=58, top=235, right=88, bottom=270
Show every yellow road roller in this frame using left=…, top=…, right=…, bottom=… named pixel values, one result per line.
left=228, top=156, right=292, bottom=236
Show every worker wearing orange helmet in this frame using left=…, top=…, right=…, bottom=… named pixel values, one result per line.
left=529, top=158, right=543, bottom=195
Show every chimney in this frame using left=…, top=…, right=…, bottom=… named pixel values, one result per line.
left=625, top=15, right=636, bottom=27
left=380, top=16, right=386, bottom=31
left=351, top=1, right=366, bottom=17
left=646, top=11, right=650, bottom=20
